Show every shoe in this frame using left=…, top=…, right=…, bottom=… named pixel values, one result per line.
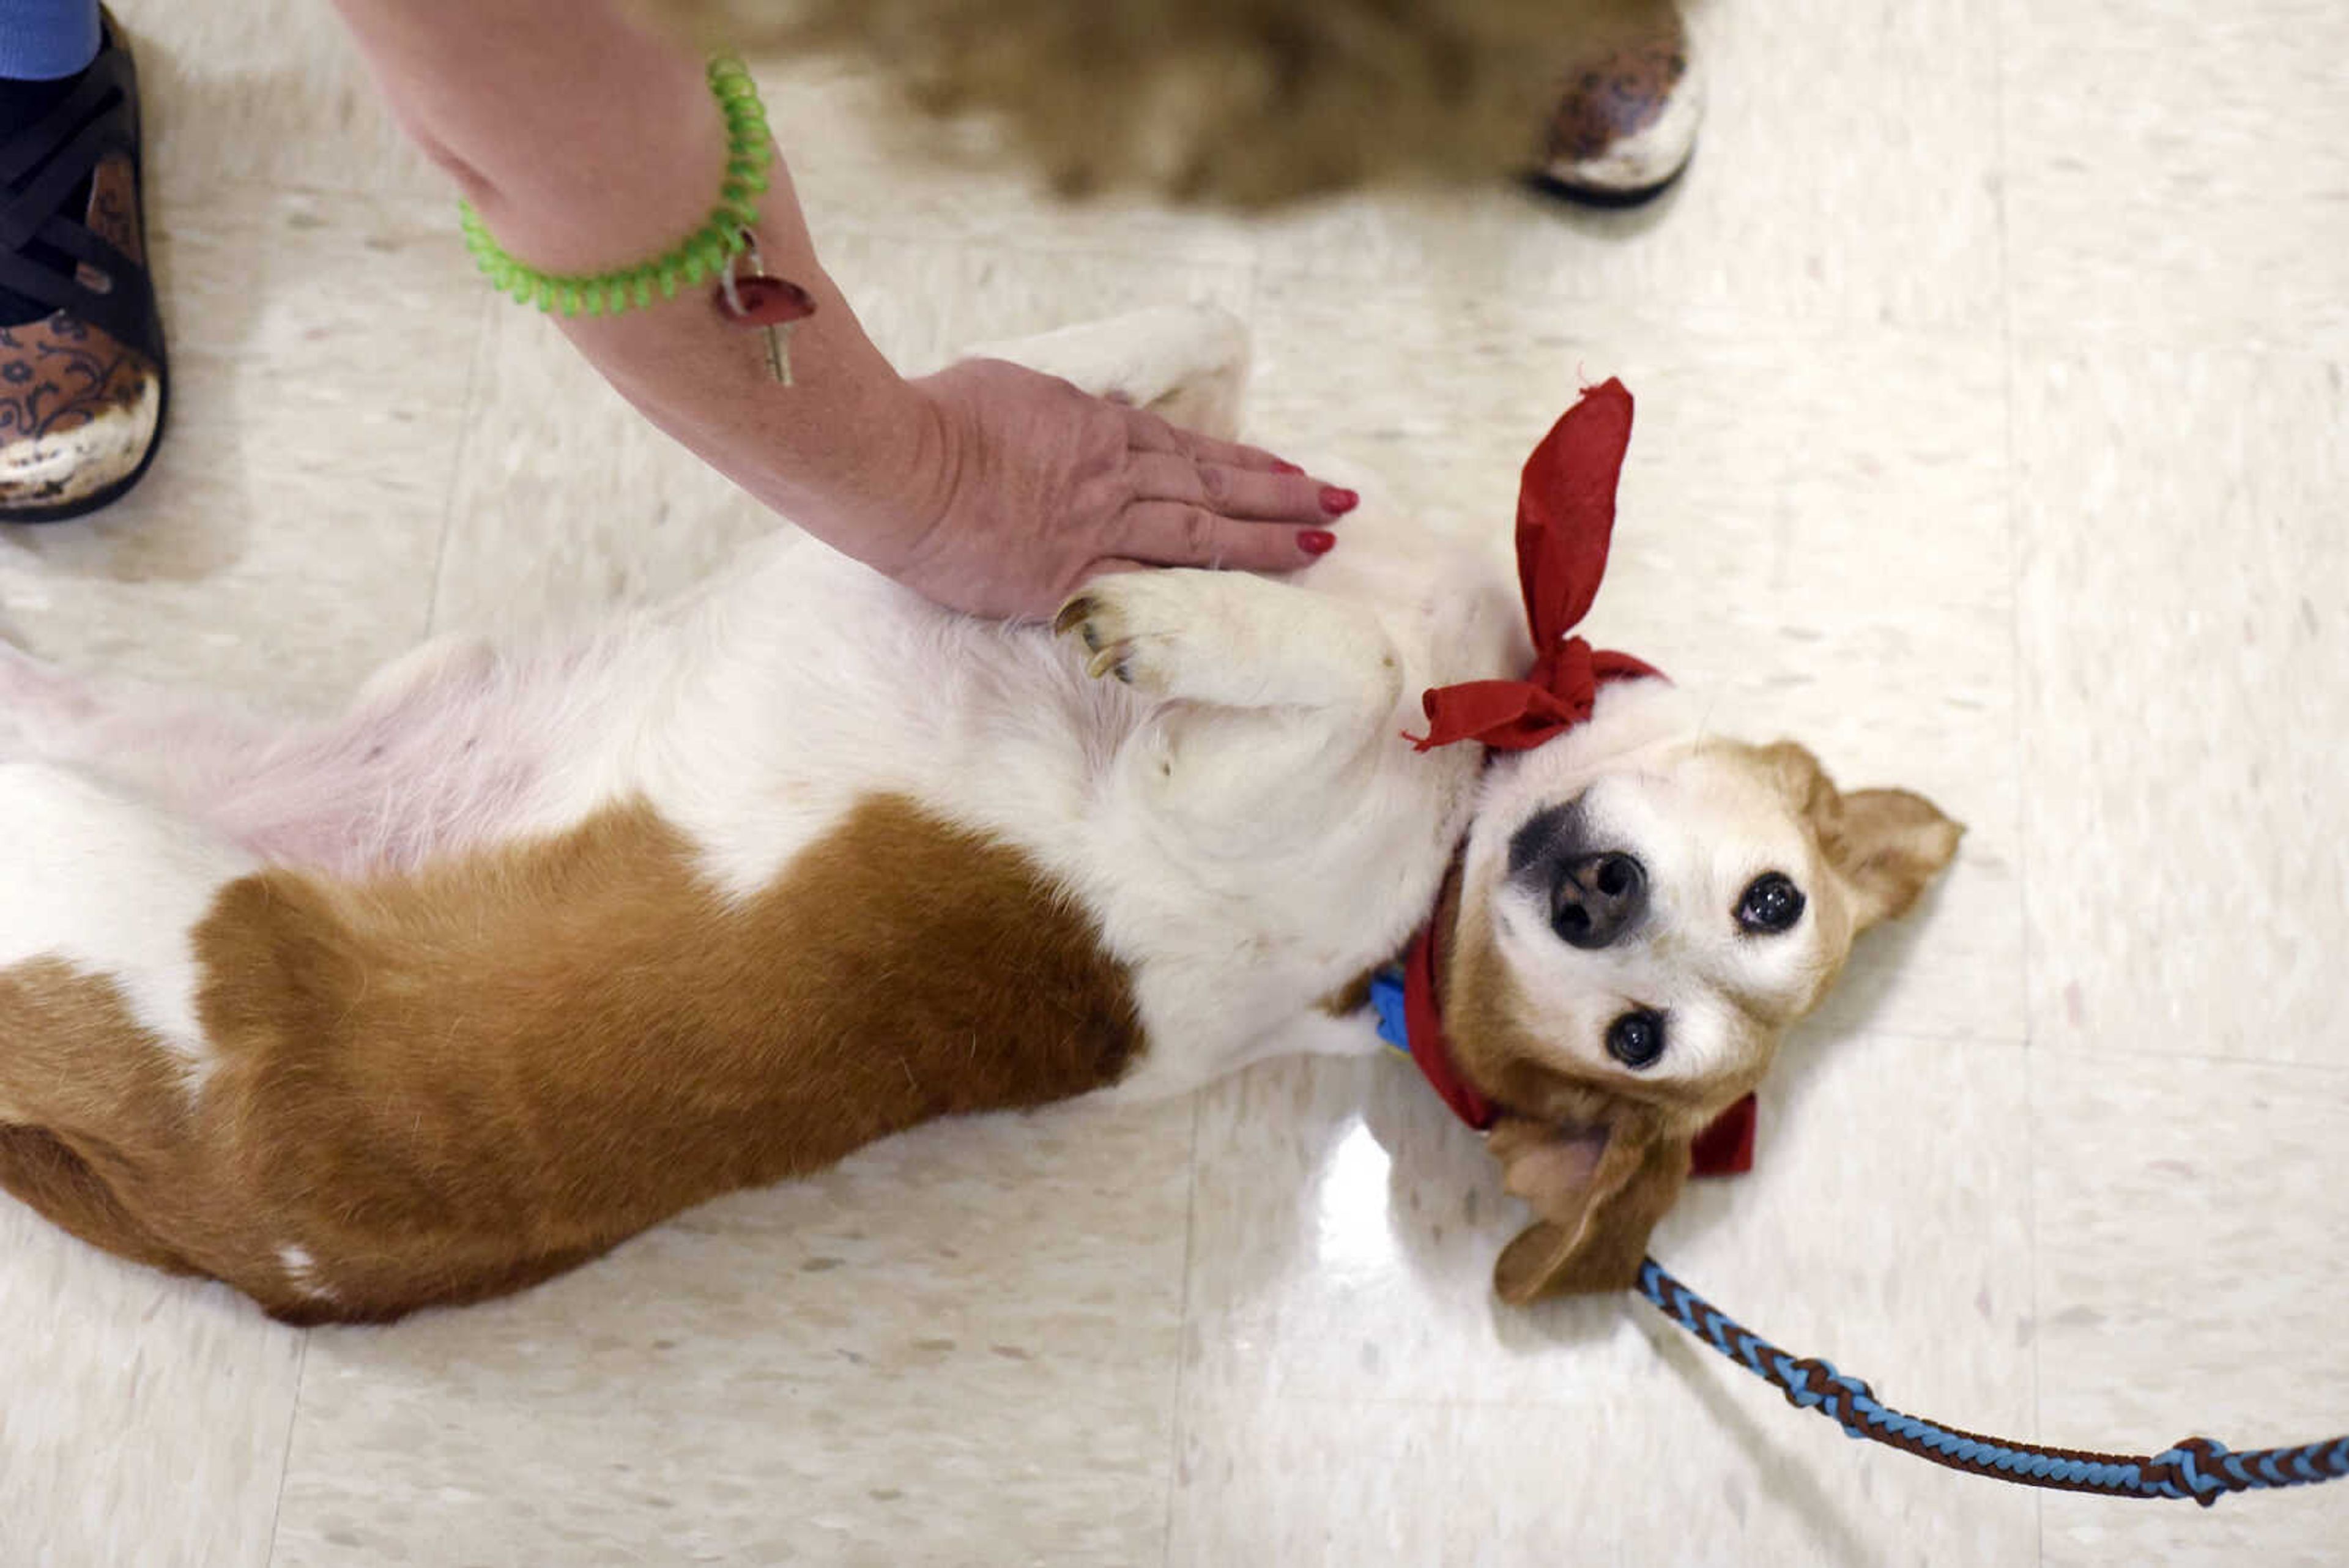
left=1526, top=2, right=1701, bottom=209
left=0, top=7, right=166, bottom=522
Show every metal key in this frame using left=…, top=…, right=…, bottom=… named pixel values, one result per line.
left=714, top=236, right=817, bottom=386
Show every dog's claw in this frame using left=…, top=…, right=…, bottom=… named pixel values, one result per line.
left=1057, top=587, right=1143, bottom=685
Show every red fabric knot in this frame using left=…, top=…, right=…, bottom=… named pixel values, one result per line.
left=1409, top=377, right=1658, bottom=753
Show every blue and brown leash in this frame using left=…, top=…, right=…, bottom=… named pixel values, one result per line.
left=1638, top=1258, right=2349, bottom=1506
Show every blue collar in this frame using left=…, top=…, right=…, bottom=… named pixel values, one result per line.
left=1368, top=964, right=1412, bottom=1059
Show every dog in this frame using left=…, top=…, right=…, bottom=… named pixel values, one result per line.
left=0, top=306, right=1959, bottom=1324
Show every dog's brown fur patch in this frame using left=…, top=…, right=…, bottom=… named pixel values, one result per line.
left=0, top=796, right=1142, bottom=1323
left=0, top=965, right=209, bottom=1280
left=1316, top=967, right=1381, bottom=1019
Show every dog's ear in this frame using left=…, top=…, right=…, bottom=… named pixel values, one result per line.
left=1748, top=741, right=1965, bottom=932
left=1488, top=1111, right=1689, bottom=1304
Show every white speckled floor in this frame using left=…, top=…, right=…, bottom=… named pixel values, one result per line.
left=4, top=2, right=2345, bottom=1564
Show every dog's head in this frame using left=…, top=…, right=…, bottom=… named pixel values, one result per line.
left=1441, top=679, right=1962, bottom=1303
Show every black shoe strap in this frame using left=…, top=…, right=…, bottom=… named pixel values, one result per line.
left=0, top=39, right=160, bottom=363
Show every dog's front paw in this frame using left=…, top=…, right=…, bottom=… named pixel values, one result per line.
left=1055, top=569, right=1400, bottom=717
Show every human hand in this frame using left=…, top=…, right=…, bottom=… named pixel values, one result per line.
left=880, top=358, right=1357, bottom=620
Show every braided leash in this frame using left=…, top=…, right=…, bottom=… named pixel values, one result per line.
left=1638, top=1259, right=2349, bottom=1506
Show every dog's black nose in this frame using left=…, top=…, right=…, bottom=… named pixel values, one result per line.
left=1552, top=852, right=1647, bottom=949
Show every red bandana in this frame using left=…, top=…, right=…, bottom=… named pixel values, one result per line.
left=1398, top=377, right=1754, bottom=1178
left=1409, top=377, right=1661, bottom=754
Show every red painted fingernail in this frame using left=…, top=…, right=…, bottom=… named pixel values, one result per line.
left=1320, top=486, right=1358, bottom=515
left=1271, top=460, right=1304, bottom=475
left=1299, top=529, right=1338, bottom=556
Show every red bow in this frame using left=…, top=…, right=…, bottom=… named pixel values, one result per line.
left=1410, top=377, right=1658, bottom=752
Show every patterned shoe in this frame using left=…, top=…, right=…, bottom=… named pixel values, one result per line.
left=1527, top=2, right=1702, bottom=209
left=0, top=8, right=166, bottom=522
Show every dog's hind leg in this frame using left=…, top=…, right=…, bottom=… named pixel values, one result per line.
left=0, top=639, right=286, bottom=779
left=0, top=1124, right=199, bottom=1279
left=0, top=760, right=258, bottom=1096
left=0, top=633, right=562, bottom=878
left=0, top=760, right=270, bottom=1295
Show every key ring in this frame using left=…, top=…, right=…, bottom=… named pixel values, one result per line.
left=716, top=229, right=763, bottom=319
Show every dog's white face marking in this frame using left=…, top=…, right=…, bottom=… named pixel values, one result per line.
left=1488, top=752, right=1846, bottom=1092
left=1463, top=682, right=1863, bottom=1112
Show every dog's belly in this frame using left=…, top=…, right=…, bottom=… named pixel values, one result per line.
left=561, top=541, right=1155, bottom=900
left=190, top=636, right=584, bottom=877
left=147, top=537, right=1145, bottom=898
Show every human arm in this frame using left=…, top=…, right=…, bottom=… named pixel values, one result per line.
left=328, top=0, right=1353, bottom=618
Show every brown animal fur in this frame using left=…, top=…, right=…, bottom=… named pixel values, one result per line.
left=631, top=0, right=1677, bottom=207
left=1317, top=967, right=1381, bottom=1019
left=1486, top=1109, right=1690, bottom=1305
left=1743, top=740, right=1966, bottom=929
left=0, top=795, right=1141, bottom=1323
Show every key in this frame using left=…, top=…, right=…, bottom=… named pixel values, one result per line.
left=714, top=269, right=817, bottom=385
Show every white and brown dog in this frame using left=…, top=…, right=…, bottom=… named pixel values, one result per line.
left=0, top=307, right=1959, bottom=1324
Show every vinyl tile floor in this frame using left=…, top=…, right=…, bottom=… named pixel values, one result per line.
left=4, top=2, right=2346, bottom=1564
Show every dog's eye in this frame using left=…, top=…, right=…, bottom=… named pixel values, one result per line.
left=1737, top=872, right=1806, bottom=935
left=1606, top=1010, right=1666, bottom=1069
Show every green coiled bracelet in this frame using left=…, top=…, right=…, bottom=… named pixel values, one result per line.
left=458, top=54, right=774, bottom=318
